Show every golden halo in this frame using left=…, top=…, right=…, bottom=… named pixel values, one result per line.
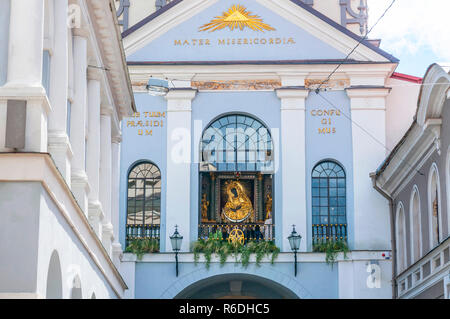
left=199, top=5, right=276, bottom=32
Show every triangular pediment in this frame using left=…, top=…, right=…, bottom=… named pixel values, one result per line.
left=123, top=0, right=397, bottom=63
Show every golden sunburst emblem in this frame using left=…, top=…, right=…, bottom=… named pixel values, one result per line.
left=199, top=5, right=275, bottom=32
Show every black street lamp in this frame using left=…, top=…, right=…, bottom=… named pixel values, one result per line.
left=288, top=225, right=302, bottom=277
left=170, top=225, right=183, bottom=277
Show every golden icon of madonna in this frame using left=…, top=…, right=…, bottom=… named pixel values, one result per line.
left=222, top=180, right=254, bottom=223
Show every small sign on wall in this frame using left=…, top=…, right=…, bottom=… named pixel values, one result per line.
left=126, top=111, right=165, bottom=136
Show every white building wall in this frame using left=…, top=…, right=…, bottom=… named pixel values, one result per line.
left=385, top=78, right=421, bottom=152
left=36, top=188, right=117, bottom=299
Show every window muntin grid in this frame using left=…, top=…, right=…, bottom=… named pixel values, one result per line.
left=312, top=161, right=346, bottom=225
left=201, top=114, right=273, bottom=172
left=127, top=162, right=161, bottom=227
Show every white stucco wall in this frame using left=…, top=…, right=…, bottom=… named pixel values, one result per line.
left=385, top=78, right=421, bottom=152
left=0, top=182, right=120, bottom=299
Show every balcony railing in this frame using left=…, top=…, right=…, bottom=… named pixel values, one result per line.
left=126, top=224, right=160, bottom=247
left=312, top=224, right=348, bottom=243
left=198, top=223, right=275, bottom=243
left=397, top=236, right=450, bottom=298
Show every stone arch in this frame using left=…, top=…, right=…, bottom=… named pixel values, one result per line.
left=395, top=202, right=407, bottom=273
left=159, top=264, right=312, bottom=299
left=409, top=186, right=422, bottom=263
left=428, top=163, right=442, bottom=248
left=45, top=250, right=63, bottom=299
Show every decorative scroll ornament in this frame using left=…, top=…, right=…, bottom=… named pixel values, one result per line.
left=199, top=5, right=275, bottom=32
left=222, top=180, right=254, bottom=223
left=339, top=0, right=368, bottom=35
left=116, top=0, right=130, bottom=31
left=228, top=228, right=245, bottom=245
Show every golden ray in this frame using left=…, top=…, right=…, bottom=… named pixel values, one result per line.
left=199, top=4, right=275, bottom=32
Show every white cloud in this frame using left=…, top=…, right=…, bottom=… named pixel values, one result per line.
left=367, top=0, right=450, bottom=61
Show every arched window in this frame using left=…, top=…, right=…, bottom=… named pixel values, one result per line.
left=70, top=275, right=82, bottom=299
left=46, top=250, right=62, bottom=299
left=396, top=203, right=407, bottom=273
left=428, top=164, right=441, bottom=248
left=410, top=186, right=422, bottom=263
left=126, top=162, right=161, bottom=244
left=312, top=161, right=347, bottom=243
left=200, top=114, right=273, bottom=172
left=198, top=114, right=274, bottom=243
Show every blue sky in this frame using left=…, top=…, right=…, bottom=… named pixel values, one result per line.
left=368, top=0, right=450, bottom=77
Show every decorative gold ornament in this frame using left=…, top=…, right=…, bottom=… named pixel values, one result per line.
left=199, top=5, right=275, bottom=32
left=228, top=228, right=245, bottom=245
left=201, top=193, right=210, bottom=222
left=265, top=193, right=272, bottom=220
left=222, top=180, right=253, bottom=223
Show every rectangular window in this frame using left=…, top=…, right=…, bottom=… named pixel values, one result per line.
left=42, top=50, right=51, bottom=95
left=66, top=100, right=71, bottom=137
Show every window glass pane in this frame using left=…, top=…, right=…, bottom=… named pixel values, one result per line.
left=329, top=179, right=337, bottom=187
left=312, top=198, right=320, bottom=206
left=329, top=197, right=338, bottom=206
left=312, top=187, right=319, bottom=196
left=329, top=188, right=337, bottom=197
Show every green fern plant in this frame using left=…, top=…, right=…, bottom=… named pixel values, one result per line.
left=313, top=239, right=349, bottom=266
left=191, top=238, right=280, bottom=268
left=125, top=238, right=160, bottom=261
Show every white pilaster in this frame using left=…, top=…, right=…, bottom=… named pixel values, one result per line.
left=86, top=68, right=103, bottom=236
left=100, top=105, right=113, bottom=255
left=0, top=101, right=7, bottom=152
left=277, top=88, right=309, bottom=252
left=347, top=87, right=391, bottom=250
left=0, top=0, right=49, bottom=153
left=112, top=135, right=122, bottom=267
left=70, top=28, right=89, bottom=214
left=48, top=0, right=72, bottom=183
left=165, top=89, right=196, bottom=252
left=6, top=0, right=44, bottom=87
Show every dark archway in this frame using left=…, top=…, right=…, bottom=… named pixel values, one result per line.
left=175, top=274, right=299, bottom=299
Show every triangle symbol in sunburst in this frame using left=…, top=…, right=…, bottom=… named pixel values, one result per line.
left=224, top=11, right=249, bottom=22
left=199, top=5, right=276, bottom=32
